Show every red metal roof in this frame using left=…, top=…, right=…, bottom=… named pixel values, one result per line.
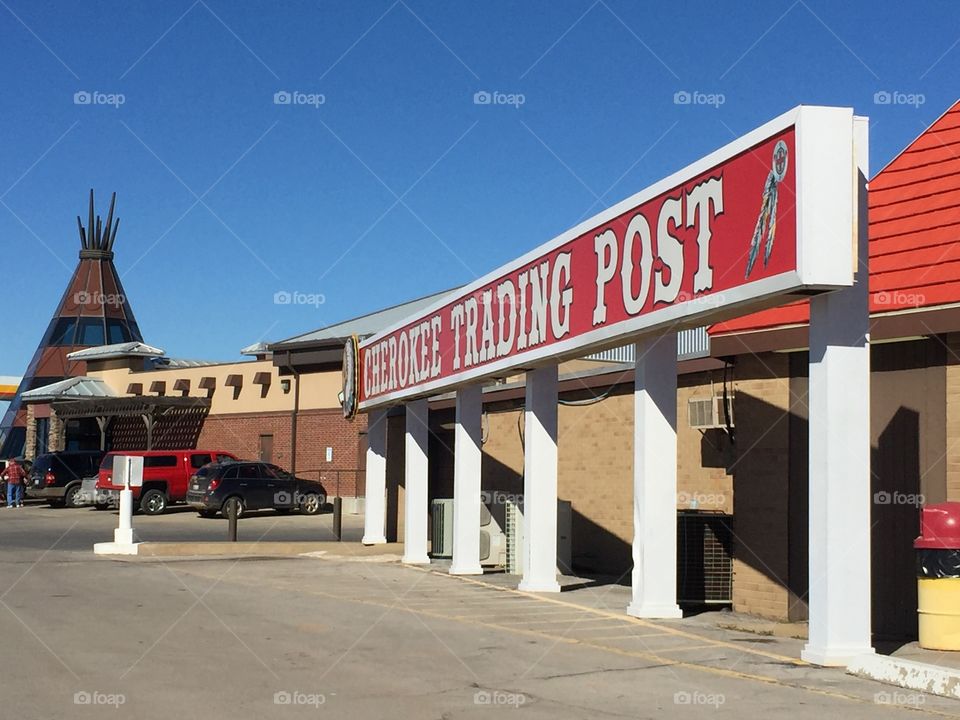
left=712, top=100, right=960, bottom=337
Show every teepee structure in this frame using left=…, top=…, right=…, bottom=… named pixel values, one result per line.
left=0, top=191, right=143, bottom=457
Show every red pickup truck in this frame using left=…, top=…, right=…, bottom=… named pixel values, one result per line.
left=95, top=449, right=238, bottom=515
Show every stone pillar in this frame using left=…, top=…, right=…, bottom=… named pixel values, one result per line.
left=518, top=365, right=560, bottom=593
left=49, top=407, right=65, bottom=453
left=362, top=408, right=388, bottom=545
left=450, top=384, right=483, bottom=575
left=802, top=116, right=874, bottom=666
left=627, top=331, right=682, bottom=619
left=24, top=404, right=37, bottom=460
left=402, top=399, right=430, bottom=565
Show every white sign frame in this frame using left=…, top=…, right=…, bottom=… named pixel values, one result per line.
left=112, top=455, right=144, bottom=489
left=358, top=105, right=856, bottom=410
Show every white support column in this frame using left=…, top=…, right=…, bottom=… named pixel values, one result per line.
left=518, top=365, right=560, bottom=593
left=802, top=116, right=874, bottom=666
left=362, top=408, right=388, bottom=545
left=450, top=384, right=484, bottom=575
left=402, top=398, right=430, bottom=565
left=627, top=331, right=682, bottom=619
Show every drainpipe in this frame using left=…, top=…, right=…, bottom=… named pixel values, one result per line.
left=283, top=353, right=301, bottom=475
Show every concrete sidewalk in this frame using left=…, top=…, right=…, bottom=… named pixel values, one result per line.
left=127, top=540, right=404, bottom=559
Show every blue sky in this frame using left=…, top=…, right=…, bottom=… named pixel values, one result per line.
left=0, top=0, right=958, bottom=376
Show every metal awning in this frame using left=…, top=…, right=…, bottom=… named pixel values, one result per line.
left=21, top=376, right=117, bottom=402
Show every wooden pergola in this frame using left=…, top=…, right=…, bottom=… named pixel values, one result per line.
left=51, top=396, right=211, bottom=451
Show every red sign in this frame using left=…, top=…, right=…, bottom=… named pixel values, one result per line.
left=358, top=107, right=854, bottom=409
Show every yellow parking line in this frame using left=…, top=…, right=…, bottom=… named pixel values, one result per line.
left=426, top=569, right=807, bottom=667
left=494, top=615, right=615, bottom=627
left=455, top=609, right=586, bottom=620
left=585, top=632, right=675, bottom=639
left=653, top=643, right=730, bottom=654
left=579, top=632, right=674, bottom=641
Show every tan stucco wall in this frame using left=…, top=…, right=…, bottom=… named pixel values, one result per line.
left=88, top=360, right=342, bottom=414
left=476, top=369, right=736, bottom=577
left=947, top=333, right=960, bottom=502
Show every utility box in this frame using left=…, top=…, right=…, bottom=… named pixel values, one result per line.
left=505, top=498, right=572, bottom=576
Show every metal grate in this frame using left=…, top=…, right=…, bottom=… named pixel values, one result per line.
left=688, top=397, right=715, bottom=428
left=430, top=499, right=454, bottom=558
left=585, top=327, right=710, bottom=363
left=505, top=499, right=524, bottom=574
left=677, top=513, right=733, bottom=604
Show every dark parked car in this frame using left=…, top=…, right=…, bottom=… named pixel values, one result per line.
left=27, top=451, right=105, bottom=507
left=185, top=461, right=327, bottom=518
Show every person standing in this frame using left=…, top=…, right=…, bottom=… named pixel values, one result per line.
left=2, top=457, right=27, bottom=508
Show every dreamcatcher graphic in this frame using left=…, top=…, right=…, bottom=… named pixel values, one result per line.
left=746, top=140, right=788, bottom=278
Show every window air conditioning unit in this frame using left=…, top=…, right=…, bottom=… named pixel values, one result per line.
left=688, top=395, right=733, bottom=430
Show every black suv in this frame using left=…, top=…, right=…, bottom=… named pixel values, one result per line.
left=185, top=461, right=327, bottom=518
left=28, top=451, right=105, bottom=507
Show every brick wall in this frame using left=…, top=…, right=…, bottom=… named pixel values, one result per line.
left=470, top=373, right=740, bottom=577
left=197, top=409, right=368, bottom=497
left=725, top=353, right=792, bottom=620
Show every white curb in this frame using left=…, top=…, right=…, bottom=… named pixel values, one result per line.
left=847, top=653, right=960, bottom=700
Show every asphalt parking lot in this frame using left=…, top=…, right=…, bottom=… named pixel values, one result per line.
left=0, top=503, right=958, bottom=719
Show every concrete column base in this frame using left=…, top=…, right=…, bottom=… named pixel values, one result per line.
left=802, top=645, right=874, bottom=668
left=94, top=542, right=140, bottom=556
left=627, top=602, right=682, bottom=619
left=114, top=527, right=137, bottom=545
left=518, top=579, right=561, bottom=593
left=449, top=564, right=483, bottom=576
left=362, top=535, right=387, bottom=546
left=401, top=554, right=430, bottom=565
